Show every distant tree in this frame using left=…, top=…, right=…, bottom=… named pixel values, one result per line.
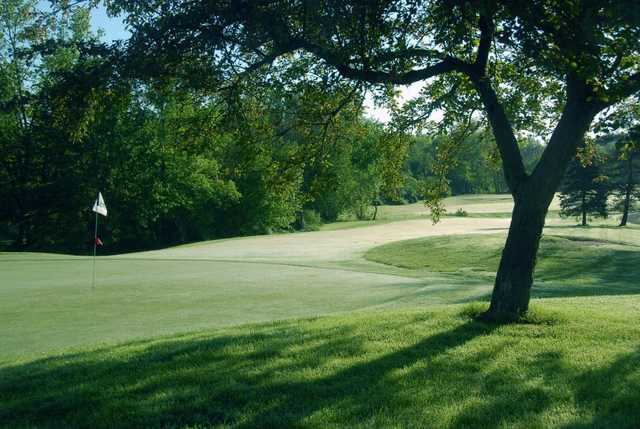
left=596, top=99, right=640, bottom=226
left=613, top=143, right=640, bottom=226
left=0, top=0, right=99, bottom=248
left=559, top=149, right=609, bottom=226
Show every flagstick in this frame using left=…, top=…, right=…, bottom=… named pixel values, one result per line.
left=92, top=211, right=98, bottom=290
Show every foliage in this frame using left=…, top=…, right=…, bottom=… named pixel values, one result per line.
left=0, top=1, right=402, bottom=252
left=454, top=208, right=468, bottom=217
left=596, top=98, right=640, bottom=224
left=559, top=148, right=610, bottom=226
left=400, top=125, right=543, bottom=209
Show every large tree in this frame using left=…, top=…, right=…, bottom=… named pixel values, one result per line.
left=109, top=0, right=640, bottom=320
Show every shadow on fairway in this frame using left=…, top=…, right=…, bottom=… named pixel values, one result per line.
left=532, top=246, right=640, bottom=299
left=2, top=316, right=640, bottom=428
left=2, top=320, right=491, bottom=428
left=559, top=348, right=640, bottom=429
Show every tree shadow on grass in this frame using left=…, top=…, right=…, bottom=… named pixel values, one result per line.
left=2, top=317, right=639, bottom=428
left=561, top=348, right=640, bottom=428
left=442, top=244, right=640, bottom=301
left=532, top=247, right=640, bottom=298
left=231, top=320, right=498, bottom=429
left=449, top=347, right=640, bottom=429
left=0, top=318, right=495, bottom=428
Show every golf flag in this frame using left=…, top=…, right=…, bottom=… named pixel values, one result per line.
left=95, top=237, right=103, bottom=246
left=92, top=192, right=107, bottom=216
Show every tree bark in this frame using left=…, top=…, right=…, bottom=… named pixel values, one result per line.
left=483, top=185, right=549, bottom=321
left=581, top=190, right=587, bottom=226
left=620, top=154, right=633, bottom=227
left=482, top=96, right=599, bottom=321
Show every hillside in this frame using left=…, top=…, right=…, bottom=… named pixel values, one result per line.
left=2, top=297, right=639, bottom=428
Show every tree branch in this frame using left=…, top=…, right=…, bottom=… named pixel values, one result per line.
left=530, top=100, right=598, bottom=199
left=265, top=12, right=526, bottom=193
left=467, top=12, right=527, bottom=193
left=291, top=38, right=469, bottom=85
left=608, top=72, right=640, bottom=104
left=332, top=57, right=467, bottom=85
left=474, top=15, right=493, bottom=74
left=472, top=79, right=527, bottom=192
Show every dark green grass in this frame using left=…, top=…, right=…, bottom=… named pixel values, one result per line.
left=1, top=296, right=639, bottom=428
left=365, top=233, right=640, bottom=298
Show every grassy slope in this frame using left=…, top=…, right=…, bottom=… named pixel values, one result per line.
left=2, top=297, right=639, bottom=428
left=365, top=230, right=640, bottom=298
left=320, top=194, right=524, bottom=230
left=3, top=195, right=640, bottom=427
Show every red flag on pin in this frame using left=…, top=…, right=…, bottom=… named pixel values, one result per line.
left=96, top=237, right=103, bottom=246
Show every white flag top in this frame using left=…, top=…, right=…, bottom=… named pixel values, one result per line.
left=92, top=192, right=108, bottom=216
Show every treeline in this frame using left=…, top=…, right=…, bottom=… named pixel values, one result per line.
left=1, top=75, right=403, bottom=252
left=3, top=2, right=633, bottom=253
left=0, top=1, right=526, bottom=254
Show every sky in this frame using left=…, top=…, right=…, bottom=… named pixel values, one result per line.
left=88, top=3, right=425, bottom=124
left=90, top=3, right=130, bottom=42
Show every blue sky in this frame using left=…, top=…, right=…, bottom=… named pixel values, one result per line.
left=90, top=3, right=130, bottom=42
left=36, top=1, right=129, bottom=42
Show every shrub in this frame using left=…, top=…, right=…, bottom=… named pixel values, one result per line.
left=302, top=209, right=323, bottom=231
left=454, top=208, right=468, bottom=217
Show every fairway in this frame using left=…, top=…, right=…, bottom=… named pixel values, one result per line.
left=0, top=194, right=628, bottom=363
left=3, top=195, right=640, bottom=427
left=1, top=197, right=513, bottom=362
left=4, top=4, right=640, bottom=426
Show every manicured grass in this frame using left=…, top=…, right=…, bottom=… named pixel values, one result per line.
left=1, top=255, right=460, bottom=362
left=365, top=232, right=640, bottom=297
left=1, top=212, right=635, bottom=362
left=320, top=219, right=396, bottom=231
left=2, top=197, right=640, bottom=427
left=1, top=296, right=639, bottom=428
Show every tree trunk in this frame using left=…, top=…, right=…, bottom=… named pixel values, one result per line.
left=482, top=95, right=599, bottom=321
left=483, top=189, right=549, bottom=321
left=581, top=189, right=587, bottom=226
left=620, top=154, right=633, bottom=227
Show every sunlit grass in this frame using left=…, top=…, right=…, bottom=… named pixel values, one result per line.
left=1, top=296, right=639, bottom=428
